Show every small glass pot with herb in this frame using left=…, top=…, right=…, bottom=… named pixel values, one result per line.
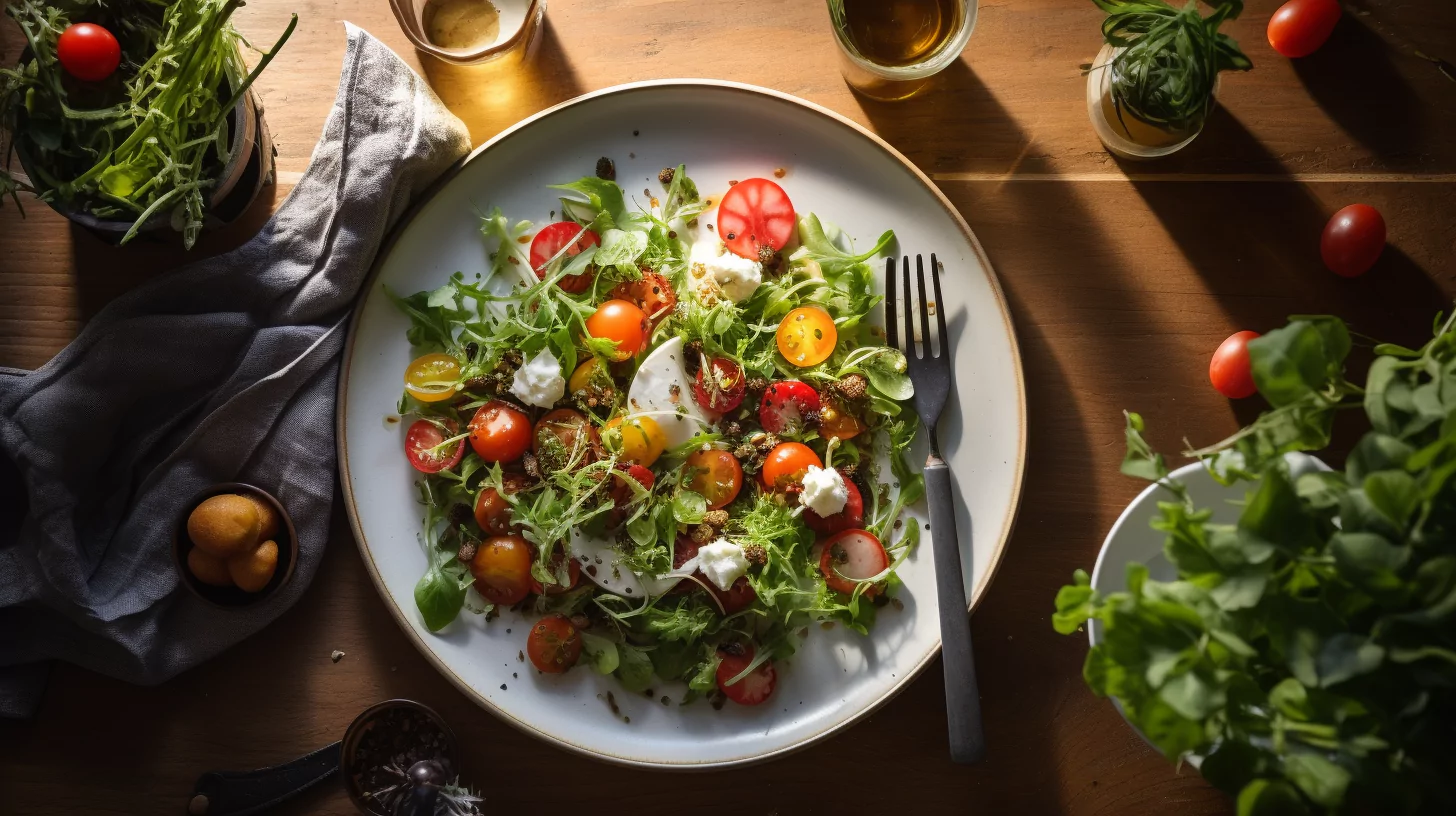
left=1083, top=0, right=1251, bottom=160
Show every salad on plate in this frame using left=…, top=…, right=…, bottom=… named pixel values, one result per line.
left=388, top=163, right=924, bottom=707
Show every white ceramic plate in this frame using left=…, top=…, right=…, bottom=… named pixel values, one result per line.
left=338, top=80, right=1026, bottom=768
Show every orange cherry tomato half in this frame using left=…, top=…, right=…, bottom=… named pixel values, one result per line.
left=685, top=448, right=744, bottom=510
left=527, top=613, right=582, bottom=673
left=474, top=473, right=534, bottom=535
left=818, top=400, right=866, bottom=441
left=469, top=535, right=534, bottom=605
left=1210, top=331, right=1260, bottom=400
left=1268, top=0, right=1341, bottom=59
left=586, top=299, right=651, bottom=361
left=530, top=546, right=583, bottom=596
left=468, top=400, right=533, bottom=463
left=760, top=442, right=822, bottom=490
left=57, top=23, right=121, bottom=82
left=404, top=418, right=464, bottom=474
left=715, top=644, right=776, bottom=705
left=530, top=222, right=600, bottom=293
left=533, top=408, right=599, bottom=466
left=1321, top=204, right=1386, bottom=278
left=716, top=178, right=796, bottom=260
left=776, top=307, right=838, bottom=367
left=818, top=529, right=889, bottom=597
left=404, top=353, right=461, bottom=403
left=611, top=271, right=678, bottom=326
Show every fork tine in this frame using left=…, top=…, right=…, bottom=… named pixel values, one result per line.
left=916, top=255, right=932, bottom=361
left=931, top=253, right=948, bottom=358
left=885, top=257, right=899, bottom=350
left=902, top=256, right=917, bottom=359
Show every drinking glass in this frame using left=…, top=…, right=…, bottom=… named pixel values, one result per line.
left=828, top=0, right=978, bottom=102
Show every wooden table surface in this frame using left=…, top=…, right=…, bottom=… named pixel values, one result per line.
left=2, top=1, right=1454, bottom=813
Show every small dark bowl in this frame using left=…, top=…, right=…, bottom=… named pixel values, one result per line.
left=172, top=482, right=298, bottom=608
left=341, top=700, right=459, bottom=815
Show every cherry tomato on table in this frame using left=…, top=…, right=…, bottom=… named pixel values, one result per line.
left=693, top=357, right=747, bottom=413
left=1268, top=0, right=1341, bottom=59
left=468, top=400, right=532, bottom=463
left=404, top=353, right=460, bottom=403
left=404, top=418, right=464, bottom=474
left=685, top=448, right=744, bottom=510
left=604, top=415, right=666, bottom=466
left=715, top=644, right=776, bottom=705
left=57, top=23, right=121, bottom=82
left=474, top=473, right=534, bottom=535
left=759, top=380, right=821, bottom=435
left=612, top=271, right=678, bottom=326
left=717, top=178, right=796, bottom=261
left=1210, top=331, right=1261, bottom=400
left=533, top=408, right=599, bottom=467
left=530, top=222, right=599, bottom=293
left=527, top=613, right=582, bottom=673
left=1321, top=204, right=1386, bottom=278
left=469, top=535, right=534, bottom=605
left=761, top=442, right=822, bottom=491
left=819, top=529, right=889, bottom=597
left=804, top=474, right=864, bottom=535
left=586, top=299, right=650, bottom=361
left=776, top=307, right=838, bottom=368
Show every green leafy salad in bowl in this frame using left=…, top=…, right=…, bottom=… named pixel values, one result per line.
left=388, top=165, right=924, bottom=707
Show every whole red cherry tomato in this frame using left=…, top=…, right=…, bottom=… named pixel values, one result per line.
left=1321, top=204, right=1385, bottom=278
left=1268, top=0, right=1341, bottom=59
left=57, top=23, right=122, bottom=82
left=1210, top=331, right=1260, bottom=400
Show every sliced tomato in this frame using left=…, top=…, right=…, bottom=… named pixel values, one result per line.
left=759, top=380, right=821, bottom=435
left=533, top=408, right=599, bottom=468
left=803, top=474, right=865, bottom=535
left=693, top=356, right=747, bottom=413
left=667, top=536, right=701, bottom=595
left=818, top=399, right=866, bottom=441
left=530, top=546, right=583, bottom=595
left=717, top=178, right=795, bottom=260
left=609, top=464, right=657, bottom=508
left=527, top=614, right=582, bottom=673
left=685, top=449, right=744, bottom=510
left=404, top=418, right=464, bottom=474
left=819, top=529, right=889, bottom=597
left=611, top=271, right=678, bottom=326
left=530, top=222, right=600, bottom=293
left=712, top=577, right=757, bottom=615
left=715, top=644, right=776, bottom=705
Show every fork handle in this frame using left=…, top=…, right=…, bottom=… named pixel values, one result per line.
left=925, top=461, right=986, bottom=764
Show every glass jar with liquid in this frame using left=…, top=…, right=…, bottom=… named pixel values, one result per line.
left=828, top=0, right=978, bottom=101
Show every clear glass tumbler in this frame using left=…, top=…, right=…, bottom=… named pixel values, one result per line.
left=828, top=0, right=978, bottom=102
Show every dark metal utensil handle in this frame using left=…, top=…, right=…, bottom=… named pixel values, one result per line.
left=926, top=461, right=986, bottom=764
left=190, top=741, right=341, bottom=815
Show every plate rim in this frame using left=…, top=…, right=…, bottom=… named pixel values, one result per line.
left=336, top=78, right=1028, bottom=769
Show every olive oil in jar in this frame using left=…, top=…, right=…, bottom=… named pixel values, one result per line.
left=838, top=0, right=964, bottom=67
left=423, top=0, right=501, bottom=51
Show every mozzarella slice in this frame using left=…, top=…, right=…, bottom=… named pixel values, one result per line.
left=625, top=336, right=713, bottom=448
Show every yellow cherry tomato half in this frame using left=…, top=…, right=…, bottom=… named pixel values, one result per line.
left=819, top=400, right=866, bottom=441
left=568, top=359, right=600, bottom=394
left=604, top=415, right=667, bottom=467
left=776, top=307, right=838, bottom=368
left=404, top=353, right=461, bottom=403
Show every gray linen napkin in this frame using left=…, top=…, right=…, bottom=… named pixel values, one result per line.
left=0, top=24, right=472, bottom=718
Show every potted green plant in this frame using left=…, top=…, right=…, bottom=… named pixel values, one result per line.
left=1084, top=0, right=1252, bottom=159
left=0, top=0, right=296, bottom=248
left=1055, top=310, right=1456, bottom=813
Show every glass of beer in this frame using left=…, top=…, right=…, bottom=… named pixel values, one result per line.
left=828, top=0, right=978, bottom=101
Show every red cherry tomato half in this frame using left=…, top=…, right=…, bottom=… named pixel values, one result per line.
left=611, top=271, right=678, bottom=326
left=819, top=529, right=890, bottom=597
left=530, top=546, right=583, bottom=596
left=803, top=473, right=864, bottom=535
left=712, top=576, right=758, bottom=615
left=759, top=380, right=821, bottom=435
left=530, top=222, right=600, bottom=293
left=609, top=464, right=657, bottom=508
left=469, top=535, right=534, bottom=605
left=404, top=419, right=464, bottom=474
left=693, top=356, right=747, bottom=413
left=468, top=400, right=533, bottom=463
left=586, top=299, right=651, bottom=361
left=715, top=644, right=776, bottom=705
left=760, top=442, right=822, bottom=491
left=1210, top=331, right=1261, bottom=400
left=685, top=448, right=744, bottom=510
left=1268, top=0, right=1341, bottom=59
left=527, top=613, right=582, bottom=673
left=716, top=178, right=796, bottom=260
left=667, top=536, right=701, bottom=595
left=1321, top=204, right=1386, bottom=278
left=57, top=23, right=121, bottom=82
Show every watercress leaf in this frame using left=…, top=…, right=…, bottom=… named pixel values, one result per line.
left=1210, top=570, right=1268, bottom=611
left=687, top=652, right=721, bottom=692
left=672, top=490, right=707, bottom=525
left=1331, top=532, right=1408, bottom=595
left=1283, top=753, right=1351, bottom=808
left=648, top=639, right=699, bottom=681
left=614, top=643, right=655, bottom=692
left=1052, top=570, right=1096, bottom=634
left=1362, top=470, right=1418, bottom=530
left=1236, top=779, right=1309, bottom=816
left=1346, top=433, right=1414, bottom=484
left=863, top=349, right=914, bottom=400
left=579, top=631, right=621, bottom=675
left=1201, top=739, right=1273, bottom=795
left=1248, top=321, right=1331, bottom=407
left=1135, top=696, right=1207, bottom=758
left=1316, top=633, right=1385, bottom=688
left=414, top=562, right=467, bottom=632
left=595, top=228, right=648, bottom=268
left=1122, top=411, right=1169, bottom=483
left=1239, top=468, right=1316, bottom=552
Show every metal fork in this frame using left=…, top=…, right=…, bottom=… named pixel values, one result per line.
left=886, top=254, right=986, bottom=764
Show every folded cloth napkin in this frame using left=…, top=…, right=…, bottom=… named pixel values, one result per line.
left=0, top=24, right=471, bottom=718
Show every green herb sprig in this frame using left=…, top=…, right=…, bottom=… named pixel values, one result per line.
left=1055, top=308, right=1456, bottom=814
left=1089, top=0, right=1251, bottom=134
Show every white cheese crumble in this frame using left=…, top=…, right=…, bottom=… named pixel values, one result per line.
left=689, top=239, right=762, bottom=302
left=686, top=538, right=750, bottom=591
left=509, top=347, right=566, bottom=409
left=801, top=465, right=849, bottom=516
